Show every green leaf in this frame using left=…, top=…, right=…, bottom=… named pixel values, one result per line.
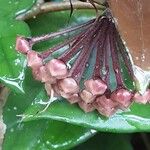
left=22, top=10, right=150, bottom=133
left=3, top=77, right=95, bottom=150
left=73, top=133, right=133, bottom=150
left=0, top=0, right=36, bottom=19
left=0, top=0, right=35, bottom=92
left=3, top=119, right=95, bottom=150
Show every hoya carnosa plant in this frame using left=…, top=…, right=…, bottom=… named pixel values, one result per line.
left=15, top=9, right=150, bottom=117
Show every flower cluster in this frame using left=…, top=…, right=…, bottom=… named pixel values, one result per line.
left=16, top=15, right=150, bottom=117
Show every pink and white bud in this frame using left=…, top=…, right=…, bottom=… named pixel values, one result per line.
left=68, top=94, right=81, bottom=104
left=84, top=79, right=107, bottom=95
left=80, top=90, right=95, bottom=103
left=52, top=83, right=74, bottom=99
left=58, top=78, right=79, bottom=94
left=78, top=101, right=95, bottom=112
left=39, top=66, right=56, bottom=84
left=44, top=82, right=52, bottom=96
left=27, top=51, right=43, bottom=69
left=111, top=89, right=132, bottom=108
left=59, top=91, right=72, bottom=99
left=133, top=89, right=150, bottom=104
left=16, top=36, right=30, bottom=54
left=32, top=68, right=42, bottom=81
left=46, top=59, right=68, bottom=79
left=52, top=84, right=61, bottom=95
left=94, top=95, right=118, bottom=117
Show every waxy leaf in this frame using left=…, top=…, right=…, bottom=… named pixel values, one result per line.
left=3, top=119, right=95, bottom=150
left=0, top=0, right=36, bottom=92
left=3, top=83, right=95, bottom=150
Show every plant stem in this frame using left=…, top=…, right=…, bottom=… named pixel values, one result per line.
left=109, top=23, right=124, bottom=88
left=93, top=18, right=109, bottom=78
left=30, top=18, right=94, bottom=45
left=16, top=1, right=105, bottom=20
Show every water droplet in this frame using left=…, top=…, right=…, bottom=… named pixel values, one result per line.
left=141, top=54, right=145, bottom=62
left=86, top=63, right=89, bottom=67
left=115, top=69, right=119, bottom=74
left=102, top=69, right=107, bottom=75
left=7, top=108, right=11, bottom=112
left=13, top=107, right=17, bottom=110
left=10, top=128, right=14, bottom=132
left=37, top=140, right=41, bottom=144
left=10, top=24, right=14, bottom=27
left=15, top=1, right=19, bottom=5
left=46, top=141, right=50, bottom=145
left=135, top=57, right=139, bottom=60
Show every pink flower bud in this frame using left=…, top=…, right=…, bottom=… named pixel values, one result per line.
left=39, top=66, right=56, bottom=84
left=133, top=89, right=150, bottom=104
left=94, top=95, right=118, bottom=117
left=58, top=78, right=79, bottom=94
left=46, top=59, right=68, bottom=79
left=84, top=79, right=107, bottom=95
left=68, top=94, right=81, bottom=104
left=16, top=36, right=30, bottom=54
left=111, top=89, right=132, bottom=108
left=80, top=90, right=95, bottom=103
left=44, top=82, right=52, bottom=96
left=27, top=51, right=43, bottom=69
left=32, top=68, right=42, bottom=81
left=78, top=101, right=95, bottom=112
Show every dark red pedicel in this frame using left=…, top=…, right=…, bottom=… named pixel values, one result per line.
left=15, top=14, right=149, bottom=117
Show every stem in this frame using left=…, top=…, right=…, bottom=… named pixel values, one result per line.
left=58, top=18, right=101, bottom=63
left=58, top=31, right=87, bottom=63
left=39, top=28, right=89, bottom=59
left=16, top=1, right=105, bottom=21
left=103, top=20, right=114, bottom=83
left=69, top=19, right=102, bottom=82
left=116, top=33, right=135, bottom=79
left=109, top=23, right=124, bottom=88
left=93, top=18, right=109, bottom=78
left=30, top=18, right=95, bottom=45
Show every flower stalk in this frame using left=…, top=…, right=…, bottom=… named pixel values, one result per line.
left=15, top=13, right=150, bottom=117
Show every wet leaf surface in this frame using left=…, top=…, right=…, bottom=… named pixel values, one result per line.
left=3, top=81, right=95, bottom=150
left=0, top=0, right=36, bottom=92
left=3, top=119, right=94, bottom=150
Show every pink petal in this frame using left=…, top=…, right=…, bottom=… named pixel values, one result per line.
left=27, top=51, right=43, bottom=69
left=68, top=94, right=81, bottom=104
left=133, top=89, right=150, bottom=104
left=58, top=78, right=79, bottom=94
left=78, top=101, right=95, bottom=112
left=111, top=89, right=132, bottom=108
left=80, top=89, right=95, bottom=103
left=46, top=59, right=68, bottom=79
left=32, top=68, right=42, bottom=81
left=39, top=66, right=56, bottom=83
left=94, top=95, right=118, bottom=117
left=44, top=82, right=52, bottom=96
left=16, top=36, right=30, bottom=54
left=84, top=79, right=107, bottom=95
